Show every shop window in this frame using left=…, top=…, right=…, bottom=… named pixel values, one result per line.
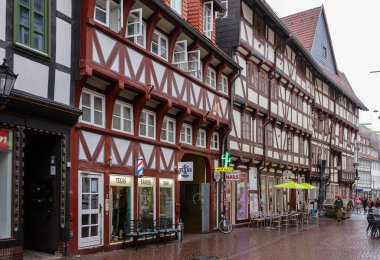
left=219, top=74, right=228, bottom=94
left=127, top=21, right=146, bottom=48
left=112, top=101, right=133, bottom=134
left=210, top=132, right=219, bottom=150
left=80, top=89, right=105, bottom=127
left=139, top=110, right=156, bottom=139
left=171, top=0, right=182, bottom=15
left=151, top=30, right=168, bottom=60
left=203, top=1, right=213, bottom=38
left=138, top=177, right=155, bottom=225
left=95, top=0, right=123, bottom=33
left=161, top=117, right=175, bottom=144
left=205, top=67, right=216, bottom=88
left=173, top=40, right=188, bottom=71
left=159, top=179, right=174, bottom=223
left=180, top=124, right=192, bottom=145
left=14, top=0, right=50, bottom=54
left=237, top=173, right=248, bottom=220
left=187, top=50, right=202, bottom=80
left=0, top=129, right=13, bottom=239
left=196, top=129, right=206, bottom=148
left=109, top=175, right=133, bottom=243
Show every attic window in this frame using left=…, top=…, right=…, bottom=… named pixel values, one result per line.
left=322, top=46, right=327, bottom=58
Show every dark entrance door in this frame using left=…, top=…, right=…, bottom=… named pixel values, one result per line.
left=290, top=189, right=297, bottom=211
left=23, top=131, right=61, bottom=253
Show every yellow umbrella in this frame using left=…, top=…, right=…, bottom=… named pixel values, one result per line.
left=274, top=181, right=308, bottom=189
left=300, top=183, right=318, bottom=190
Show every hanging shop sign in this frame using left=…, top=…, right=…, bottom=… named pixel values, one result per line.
left=214, top=171, right=221, bottom=182
left=226, top=170, right=240, bottom=181
left=178, top=162, right=193, bottom=181
left=215, top=167, right=234, bottom=172
left=0, top=129, right=12, bottom=151
left=283, top=170, right=293, bottom=178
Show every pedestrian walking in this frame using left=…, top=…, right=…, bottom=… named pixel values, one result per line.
left=355, top=197, right=362, bottom=213
left=375, top=198, right=380, bottom=209
left=362, top=197, right=368, bottom=214
left=334, top=195, right=344, bottom=223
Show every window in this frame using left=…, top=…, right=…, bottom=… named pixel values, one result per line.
left=151, top=30, right=168, bottom=60
left=127, top=21, right=146, bottom=48
left=271, top=81, right=277, bottom=100
left=324, top=118, right=329, bottom=135
left=298, top=97, right=303, bottom=111
left=112, top=101, right=133, bottom=134
left=219, top=74, right=228, bottom=94
left=15, top=0, right=50, bottom=54
left=257, top=119, right=263, bottom=144
left=139, top=110, right=156, bottom=139
left=94, top=0, right=123, bottom=32
left=292, top=93, right=297, bottom=107
left=80, top=90, right=105, bottom=127
left=242, top=113, right=250, bottom=140
left=299, top=138, right=304, bottom=156
left=322, top=46, right=327, bottom=58
left=287, top=133, right=292, bottom=151
left=161, top=117, right=175, bottom=144
left=205, top=67, right=216, bottom=88
left=160, top=178, right=174, bottom=224
left=196, top=129, right=206, bottom=148
left=188, top=50, right=202, bottom=79
left=220, top=0, right=228, bottom=18
left=126, top=8, right=143, bottom=37
left=339, top=125, right=343, bottom=143
left=138, top=177, right=155, bottom=224
left=180, top=124, right=192, bottom=145
left=171, top=0, right=182, bottom=15
left=173, top=40, right=188, bottom=71
left=259, top=71, right=267, bottom=94
left=267, top=124, right=273, bottom=146
left=203, top=1, right=213, bottom=38
left=211, top=132, right=219, bottom=150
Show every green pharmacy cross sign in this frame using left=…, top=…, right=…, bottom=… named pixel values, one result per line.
left=221, top=151, right=231, bottom=168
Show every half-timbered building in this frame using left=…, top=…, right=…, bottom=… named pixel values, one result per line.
left=0, top=1, right=80, bottom=258
left=216, top=1, right=367, bottom=224
left=70, top=0, right=240, bottom=255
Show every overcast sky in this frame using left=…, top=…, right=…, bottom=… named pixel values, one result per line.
left=265, top=0, right=380, bottom=130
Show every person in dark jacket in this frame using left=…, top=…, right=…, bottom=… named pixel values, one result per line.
left=362, top=197, right=368, bottom=214
left=334, top=195, right=344, bottom=223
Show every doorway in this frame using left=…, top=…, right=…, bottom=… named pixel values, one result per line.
left=23, top=131, right=61, bottom=253
left=179, top=154, right=210, bottom=233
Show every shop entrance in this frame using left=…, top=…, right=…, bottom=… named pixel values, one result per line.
left=179, top=154, right=210, bottom=233
left=23, top=131, right=61, bottom=253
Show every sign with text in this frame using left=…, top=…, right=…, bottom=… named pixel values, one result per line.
left=215, top=167, right=234, bottom=172
left=178, top=162, right=194, bottom=181
left=110, top=175, right=133, bottom=186
left=0, top=129, right=12, bottom=151
left=226, top=170, right=240, bottom=181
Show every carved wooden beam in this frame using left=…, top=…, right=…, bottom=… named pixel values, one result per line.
left=206, top=121, right=217, bottom=149
left=202, top=53, right=214, bottom=82
left=192, top=116, right=206, bottom=145
left=175, top=108, right=191, bottom=144
left=132, top=93, right=150, bottom=135
left=105, top=80, right=124, bottom=129
left=145, top=11, right=163, bottom=52
left=168, top=28, right=184, bottom=63
left=121, top=0, right=137, bottom=37
left=156, top=100, right=173, bottom=141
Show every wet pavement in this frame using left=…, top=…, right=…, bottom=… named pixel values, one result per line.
left=70, top=213, right=378, bottom=260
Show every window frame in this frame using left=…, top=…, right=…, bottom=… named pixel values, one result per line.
left=220, top=0, right=228, bottom=18
left=139, top=109, right=156, bottom=140
left=80, top=89, right=106, bottom=128
left=242, top=113, right=250, bottom=140
left=173, top=40, right=188, bottom=71
left=205, top=67, right=216, bottom=89
left=219, top=74, right=228, bottom=94
left=125, top=8, right=142, bottom=37
left=180, top=124, right=193, bottom=145
left=161, top=117, right=176, bottom=144
left=210, top=132, right=219, bottom=150
left=203, top=1, right=213, bottom=38
left=187, top=50, right=202, bottom=80
left=267, top=124, right=273, bottom=147
left=112, top=101, right=134, bottom=134
left=196, top=129, right=206, bottom=148
left=171, top=0, right=182, bottom=15
left=127, top=21, right=146, bottom=48
left=151, top=30, right=168, bottom=60
left=14, top=0, right=51, bottom=55
left=257, top=119, right=263, bottom=144
left=94, top=0, right=124, bottom=33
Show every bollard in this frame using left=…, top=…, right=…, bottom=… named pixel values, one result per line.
left=178, top=219, right=184, bottom=242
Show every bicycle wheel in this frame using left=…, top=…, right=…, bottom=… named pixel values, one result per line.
left=219, top=220, right=233, bottom=234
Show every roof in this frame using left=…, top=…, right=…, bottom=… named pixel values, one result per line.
left=281, top=6, right=322, bottom=52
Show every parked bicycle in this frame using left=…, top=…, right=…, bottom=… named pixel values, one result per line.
left=219, top=210, right=232, bottom=234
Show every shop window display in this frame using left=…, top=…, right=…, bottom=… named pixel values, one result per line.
left=237, top=173, right=248, bottom=220
left=138, top=177, right=155, bottom=225
left=159, top=178, right=174, bottom=223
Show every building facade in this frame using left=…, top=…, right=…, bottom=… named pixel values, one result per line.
left=68, top=0, right=240, bottom=255
left=0, top=0, right=80, bottom=258
left=216, top=0, right=366, bottom=224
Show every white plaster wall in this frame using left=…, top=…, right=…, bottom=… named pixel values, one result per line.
left=0, top=47, right=4, bottom=61
left=57, top=0, right=72, bottom=17
left=0, top=1, right=5, bottom=41
left=54, top=69, right=71, bottom=105
left=56, top=18, right=72, bottom=68
left=13, top=54, right=49, bottom=98
left=242, top=2, right=252, bottom=24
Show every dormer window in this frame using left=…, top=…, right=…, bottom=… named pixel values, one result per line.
left=171, top=0, right=182, bottom=15
left=94, top=0, right=123, bottom=33
left=203, top=1, right=213, bottom=38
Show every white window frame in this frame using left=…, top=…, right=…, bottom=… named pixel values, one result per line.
left=196, top=129, right=206, bottom=148
left=180, top=124, right=192, bottom=145
left=203, top=1, right=214, bottom=38
left=151, top=30, right=168, bottom=60
left=127, top=21, right=146, bottom=48
left=219, top=74, right=228, bottom=94
left=171, top=0, right=182, bottom=15
left=80, top=89, right=105, bottom=128
left=112, top=101, right=134, bottom=134
left=126, top=8, right=143, bottom=38
left=173, top=40, right=188, bottom=71
left=206, top=67, right=216, bottom=88
left=220, top=1, right=228, bottom=18
left=139, top=110, right=156, bottom=139
left=210, top=132, right=219, bottom=150
left=94, top=0, right=123, bottom=32
left=161, top=117, right=176, bottom=144
left=187, top=50, right=202, bottom=80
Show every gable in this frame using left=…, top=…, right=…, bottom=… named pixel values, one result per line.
left=310, top=11, right=337, bottom=73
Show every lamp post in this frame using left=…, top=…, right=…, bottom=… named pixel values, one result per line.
left=318, top=159, right=326, bottom=211
left=0, top=58, right=18, bottom=109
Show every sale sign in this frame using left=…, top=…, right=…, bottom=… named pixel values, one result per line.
left=225, top=170, right=240, bottom=182
left=0, top=129, right=12, bottom=151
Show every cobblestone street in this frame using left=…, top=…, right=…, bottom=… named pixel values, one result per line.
left=67, top=213, right=378, bottom=260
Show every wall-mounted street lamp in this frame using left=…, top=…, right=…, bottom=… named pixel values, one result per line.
left=0, top=58, right=18, bottom=109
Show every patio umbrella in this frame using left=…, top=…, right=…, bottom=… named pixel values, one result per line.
left=300, top=183, right=318, bottom=190
left=274, top=181, right=308, bottom=189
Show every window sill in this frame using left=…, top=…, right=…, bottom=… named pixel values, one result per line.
left=14, top=42, right=50, bottom=60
